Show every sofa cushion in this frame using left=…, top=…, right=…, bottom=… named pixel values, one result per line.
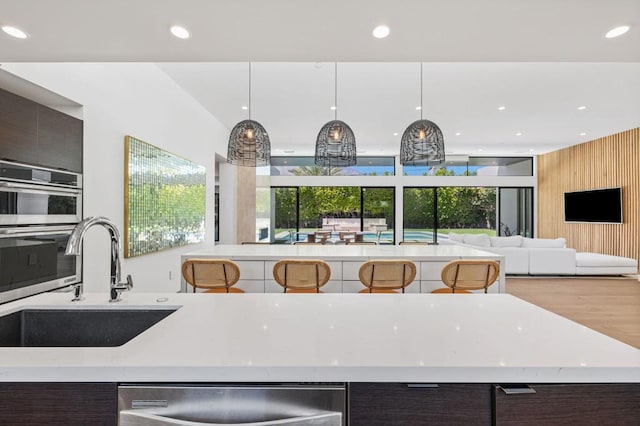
left=447, top=232, right=465, bottom=243
left=463, top=234, right=491, bottom=247
left=529, top=248, right=576, bottom=274
left=521, top=237, right=566, bottom=248
left=575, top=252, right=637, bottom=268
left=490, top=235, right=523, bottom=248
left=488, top=246, right=530, bottom=274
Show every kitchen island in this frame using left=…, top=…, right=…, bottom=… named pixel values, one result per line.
left=0, top=292, right=638, bottom=424
left=181, top=244, right=507, bottom=293
left=0, top=291, right=637, bottom=382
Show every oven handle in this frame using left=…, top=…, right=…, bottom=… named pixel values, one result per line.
left=0, top=225, right=76, bottom=235
left=0, top=181, right=81, bottom=195
left=119, top=410, right=342, bottom=426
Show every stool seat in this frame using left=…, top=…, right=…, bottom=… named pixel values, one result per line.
left=358, top=288, right=400, bottom=294
left=285, top=288, right=324, bottom=293
left=204, top=287, right=245, bottom=293
left=431, top=287, right=471, bottom=294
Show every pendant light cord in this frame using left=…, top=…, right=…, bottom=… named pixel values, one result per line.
left=334, top=62, right=338, bottom=121
left=420, top=62, right=423, bottom=121
left=248, top=62, right=252, bottom=121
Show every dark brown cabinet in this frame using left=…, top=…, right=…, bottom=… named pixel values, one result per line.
left=0, top=88, right=83, bottom=172
left=37, top=104, right=83, bottom=172
left=349, top=383, right=492, bottom=425
left=494, top=384, right=640, bottom=425
left=0, top=382, right=117, bottom=425
left=0, top=88, right=39, bottom=165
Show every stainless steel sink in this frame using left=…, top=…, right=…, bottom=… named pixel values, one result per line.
left=0, top=308, right=178, bottom=347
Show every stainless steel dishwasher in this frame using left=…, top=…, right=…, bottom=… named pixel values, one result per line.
left=118, top=384, right=346, bottom=425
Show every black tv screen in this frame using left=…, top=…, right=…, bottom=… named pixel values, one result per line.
left=564, top=188, right=623, bottom=223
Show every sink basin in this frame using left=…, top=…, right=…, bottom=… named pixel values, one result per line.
left=0, top=308, right=178, bottom=347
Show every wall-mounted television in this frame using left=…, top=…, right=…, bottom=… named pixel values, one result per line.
left=564, top=187, right=623, bottom=223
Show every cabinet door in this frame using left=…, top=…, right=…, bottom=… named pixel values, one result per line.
left=0, top=88, right=39, bottom=164
left=37, top=104, right=83, bottom=172
left=494, top=384, right=640, bottom=425
left=0, top=382, right=117, bottom=425
left=349, top=383, right=491, bottom=425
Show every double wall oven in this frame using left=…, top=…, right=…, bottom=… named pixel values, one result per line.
left=0, top=160, right=82, bottom=304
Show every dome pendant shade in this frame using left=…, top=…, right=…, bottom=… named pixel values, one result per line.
left=314, top=120, right=357, bottom=167
left=227, top=119, right=271, bottom=167
left=400, top=119, right=445, bottom=166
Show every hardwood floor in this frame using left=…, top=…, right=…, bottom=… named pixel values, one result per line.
left=506, top=276, right=640, bottom=349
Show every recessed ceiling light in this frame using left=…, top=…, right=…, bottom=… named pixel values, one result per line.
left=393, top=132, right=399, bottom=136
left=577, top=105, right=587, bottom=110
left=415, top=106, right=422, bottom=110
left=372, top=25, right=390, bottom=39
left=455, top=132, right=461, bottom=136
left=282, top=149, right=295, bottom=154
left=368, top=161, right=373, bottom=164
left=605, top=25, right=630, bottom=39
left=529, top=149, right=535, bottom=152
left=241, top=105, right=248, bottom=110
left=477, top=149, right=484, bottom=152
left=516, top=132, right=522, bottom=136
left=497, top=106, right=506, bottom=111
left=580, top=132, right=587, bottom=136
left=2, top=25, right=28, bottom=39
left=170, top=25, right=190, bottom=39
left=330, top=106, right=336, bottom=110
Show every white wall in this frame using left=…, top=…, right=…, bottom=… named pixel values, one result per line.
left=2, top=63, right=229, bottom=293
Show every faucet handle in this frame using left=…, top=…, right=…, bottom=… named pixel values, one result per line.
left=109, top=274, right=134, bottom=302
left=71, top=283, right=84, bottom=302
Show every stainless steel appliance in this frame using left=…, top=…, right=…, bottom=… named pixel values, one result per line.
left=118, top=384, right=346, bottom=425
left=0, top=160, right=82, bottom=304
left=0, top=225, right=81, bottom=304
left=0, top=160, right=82, bottom=225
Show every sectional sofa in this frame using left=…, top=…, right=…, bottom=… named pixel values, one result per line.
left=443, top=234, right=638, bottom=276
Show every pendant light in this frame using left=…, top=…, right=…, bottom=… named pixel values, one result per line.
left=227, top=63, right=271, bottom=167
left=314, top=63, right=357, bottom=167
left=400, top=62, right=445, bottom=166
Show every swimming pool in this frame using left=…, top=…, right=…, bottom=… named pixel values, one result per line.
left=272, top=230, right=450, bottom=244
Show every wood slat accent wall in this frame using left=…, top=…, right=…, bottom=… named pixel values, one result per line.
left=537, top=128, right=639, bottom=266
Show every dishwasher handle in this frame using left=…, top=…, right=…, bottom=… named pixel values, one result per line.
left=119, top=410, right=342, bottom=426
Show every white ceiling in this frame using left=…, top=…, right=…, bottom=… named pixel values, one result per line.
left=1, top=0, right=639, bottom=156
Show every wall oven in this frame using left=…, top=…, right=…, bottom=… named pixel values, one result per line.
left=0, top=161, right=82, bottom=304
left=0, top=160, right=82, bottom=225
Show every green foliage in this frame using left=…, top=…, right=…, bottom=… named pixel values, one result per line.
left=128, top=181, right=205, bottom=256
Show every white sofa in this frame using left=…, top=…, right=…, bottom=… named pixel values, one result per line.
left=444, top=234, right=576, bottom=275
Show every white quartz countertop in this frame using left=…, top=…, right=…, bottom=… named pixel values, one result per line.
left=182, top=243, right=503, bottom=261
left=0, top=291, right=638, bottom=383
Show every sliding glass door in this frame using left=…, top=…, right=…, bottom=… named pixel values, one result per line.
left=498, top=187, right=533, bottom=237
left=403, top=187, right=436, bottom=243
left=362, top=187, right=395, bottom=244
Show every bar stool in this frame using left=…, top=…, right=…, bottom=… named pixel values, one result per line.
left=272, top=259, right=331, bottom=293
left=432, top=259, right=499, bottom=294
left=358, top=260, right=416, bottom=293
left=181, top=259, right=244, bottom=293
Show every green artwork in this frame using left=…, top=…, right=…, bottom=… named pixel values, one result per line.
left=125, top=136, right=206, bottom=257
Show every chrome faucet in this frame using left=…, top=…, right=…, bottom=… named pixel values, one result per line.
left=65, top=216, right=133, bottom=302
